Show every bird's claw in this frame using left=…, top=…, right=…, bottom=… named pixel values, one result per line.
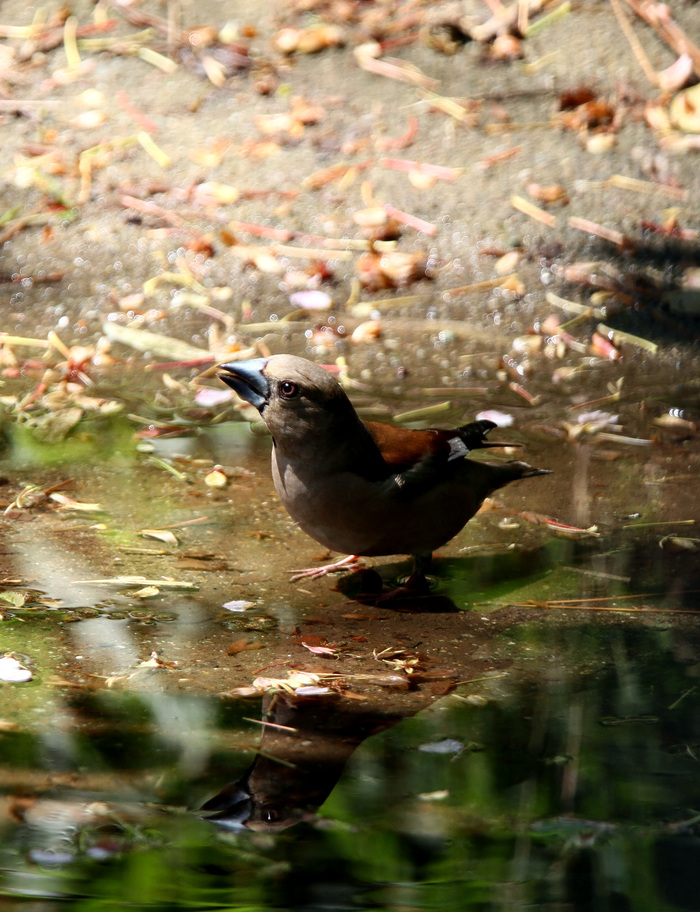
left=289, top=554, right=363, bottom=582
left=374, top=571, right=434, bottom=603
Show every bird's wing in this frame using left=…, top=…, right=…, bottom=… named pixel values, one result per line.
left=365, top=418, right=521, bottom=500
left=363, top=421, right=446, bottom=473
left=388, top=447, right=452, bottom=500
left=365, top=419, right=504, bottom=468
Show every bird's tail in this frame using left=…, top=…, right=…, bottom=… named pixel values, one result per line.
left=456, top=419, right=518, bottom=451
left=504, top=461, right=551, bottom=479
left=467, top=458, right=551, bottom=501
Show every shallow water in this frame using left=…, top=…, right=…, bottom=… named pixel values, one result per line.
left=2, top=621, right=700, bottom=911
left=2, top=0, right=700, bottom=906
left=1, top=356, right=699, bottom=911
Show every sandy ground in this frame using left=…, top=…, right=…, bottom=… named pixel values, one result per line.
left=2, top=0, right=699, bottom=362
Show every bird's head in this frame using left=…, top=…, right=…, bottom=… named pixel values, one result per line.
left=218, top=355, right=359, bottom=451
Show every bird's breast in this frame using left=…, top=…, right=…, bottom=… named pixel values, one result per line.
left=270, top=450, right=481, bottom=557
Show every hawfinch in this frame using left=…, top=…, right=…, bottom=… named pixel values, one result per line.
left=219, top=355, right=548, bottom=585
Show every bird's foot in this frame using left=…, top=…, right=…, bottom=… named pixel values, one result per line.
left=375, top=578, right=457, bottom=611
left=374, top=572, right=434, bottom=604
left=289, top=554, right=364, bottom=582
left=399, top=571, right=434, bottom=594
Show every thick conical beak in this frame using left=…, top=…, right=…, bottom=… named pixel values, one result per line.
left=218, top=358, right=269, bottom=410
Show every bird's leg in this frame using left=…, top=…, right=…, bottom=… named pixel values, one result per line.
left=398, top=552, right=434, bottom=593
left=289, top=554, right=364, bottom=582
left=372, top=552, right=435, bottom=605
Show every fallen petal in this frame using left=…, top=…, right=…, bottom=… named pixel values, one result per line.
left=418, top=738, right=464, bottom=754
left=195, top=388, right=233, bottom=407
left=289, top=290, right=332, bottom=311
left=476, top=409, right=513, bottom=427
left=223, top=599, right=256, bottom=612
left=0, top=655, right=33, bottom=683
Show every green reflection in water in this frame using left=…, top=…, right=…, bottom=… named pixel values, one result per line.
left=315, top=624, right=700, bottom=912
left=1, top=623, right=699, bottom=911
left=1, top=415, right=137, bottom=468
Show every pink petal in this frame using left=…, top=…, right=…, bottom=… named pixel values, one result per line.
left=196, top=388, right=233, bottom=407
left=289, top=290, right=332, bottom=311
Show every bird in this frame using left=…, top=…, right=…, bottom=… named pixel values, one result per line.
left=219, top=354, right=549, bottom=589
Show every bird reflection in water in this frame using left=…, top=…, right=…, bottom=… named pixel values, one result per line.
left=201, top=692, right=405, bottom=831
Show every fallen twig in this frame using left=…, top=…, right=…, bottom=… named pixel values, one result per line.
left=622, top=0, right=700, bottom=79
left=568, top=216, right=629, bottom=248
left=512, top=194, right=556, bottom=227
left=443, top=275, right=519, bottom=298
left=356, top=49, right=439, bottom=90
left=384, top=204, right=436, bottom=236
left=377, top=116, right=419, bottom=151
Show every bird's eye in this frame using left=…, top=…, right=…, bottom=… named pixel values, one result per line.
left=279, top=380, right=299, bottom=400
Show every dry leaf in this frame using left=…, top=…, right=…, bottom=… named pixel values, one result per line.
left=139, top=529, right=179, bottom=545
left=132, top=586, right=160, bottom=598
left=227, top=638, right=264, bottom=655
left=50, top=492, right=103, bottom=512
left=670, top=84, right=700, bottom=133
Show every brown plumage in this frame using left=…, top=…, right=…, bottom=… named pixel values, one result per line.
left=219, top=354, right=549, bottom=582
left=364, top=419, right=510, bottom=472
